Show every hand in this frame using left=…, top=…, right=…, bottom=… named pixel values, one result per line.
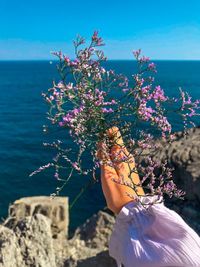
left=97, top=127, right=145, bottom=214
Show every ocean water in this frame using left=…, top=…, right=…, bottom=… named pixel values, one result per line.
left=0, top=60, right=200, bottom=234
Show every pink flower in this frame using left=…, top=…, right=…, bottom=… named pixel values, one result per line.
left=138, top=104, right=155, bottom=121
left=133, top=49, right=141, bottom=58
left=139, top=56, right=150, bottom=63
left=101, top=108, right=114, bottom=113
left=148, top=62, right=157, bottom=72
left=152, top=86, right=168, bottom=102
left=72, top=162, right=80, bottom=171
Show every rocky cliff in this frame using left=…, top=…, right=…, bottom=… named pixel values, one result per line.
left=142, top=126, right=200, bottom=234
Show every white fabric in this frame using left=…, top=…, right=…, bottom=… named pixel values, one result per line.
left=109, top=196, right=200, bottom=267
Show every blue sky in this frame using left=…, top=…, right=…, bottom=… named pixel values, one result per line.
left=1, top=0, right=200, bottom=60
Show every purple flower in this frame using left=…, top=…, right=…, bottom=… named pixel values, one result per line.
left=91, top=31, right=104, bottom=46
left=64, top=56, right=70, bottom=65
left=56, top=81, right=65, bottom=89
left=138, top=104, right=155, bottom=121
left=152, top=86, right=168, bottom=102
left=101, top=108, right=114, bottom=113
left=54, top=172, right=59, bottom=179
left=63, top=113, right=74, bottom=123
left=133, top=49, right=141, bottom=58
left=148, top=62, right=157, bottom=72
left=139, top=56, right=150, bottom=63
left=122, top=88, right=130, bottom=92
left=59, top=121, right=65, bottom=127
left=153, top=115, right=171, bottom=133
left=72, top=162, right=80, bottom=171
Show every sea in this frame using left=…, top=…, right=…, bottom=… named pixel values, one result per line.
left=0, top=60, right=200, bottom=235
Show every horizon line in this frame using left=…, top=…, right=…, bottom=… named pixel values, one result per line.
left=1, top=59, right=200, bottom=61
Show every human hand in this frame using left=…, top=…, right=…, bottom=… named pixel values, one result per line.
left=97, top=127, right=145, bottom=214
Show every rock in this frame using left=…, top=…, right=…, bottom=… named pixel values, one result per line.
left=8, top=196, right=69, bottom=239
left=182, top=206, right=200, bottom=220
left=13, top=214, right=56, bottom=267
left=138, top=127, right=200, bottom=202
left=62, top=209, right=116, bottom=267
left=0, top=214, right=56, bottom=267
left=0, top=225, right=24, bottom=267
left=75, top=250, right=117, bottom=267
left=73, top=209, right=115, bottom=249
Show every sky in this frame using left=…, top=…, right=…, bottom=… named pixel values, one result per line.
left=1, top=0, right=200, bottom=60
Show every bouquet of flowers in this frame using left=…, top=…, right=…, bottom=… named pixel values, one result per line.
left=30, top=32, right=200, bottom=205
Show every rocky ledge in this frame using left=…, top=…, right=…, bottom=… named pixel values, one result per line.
left=0, top=127, right=199, bottom=267
left=139, top=126, right=200, bottom=234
